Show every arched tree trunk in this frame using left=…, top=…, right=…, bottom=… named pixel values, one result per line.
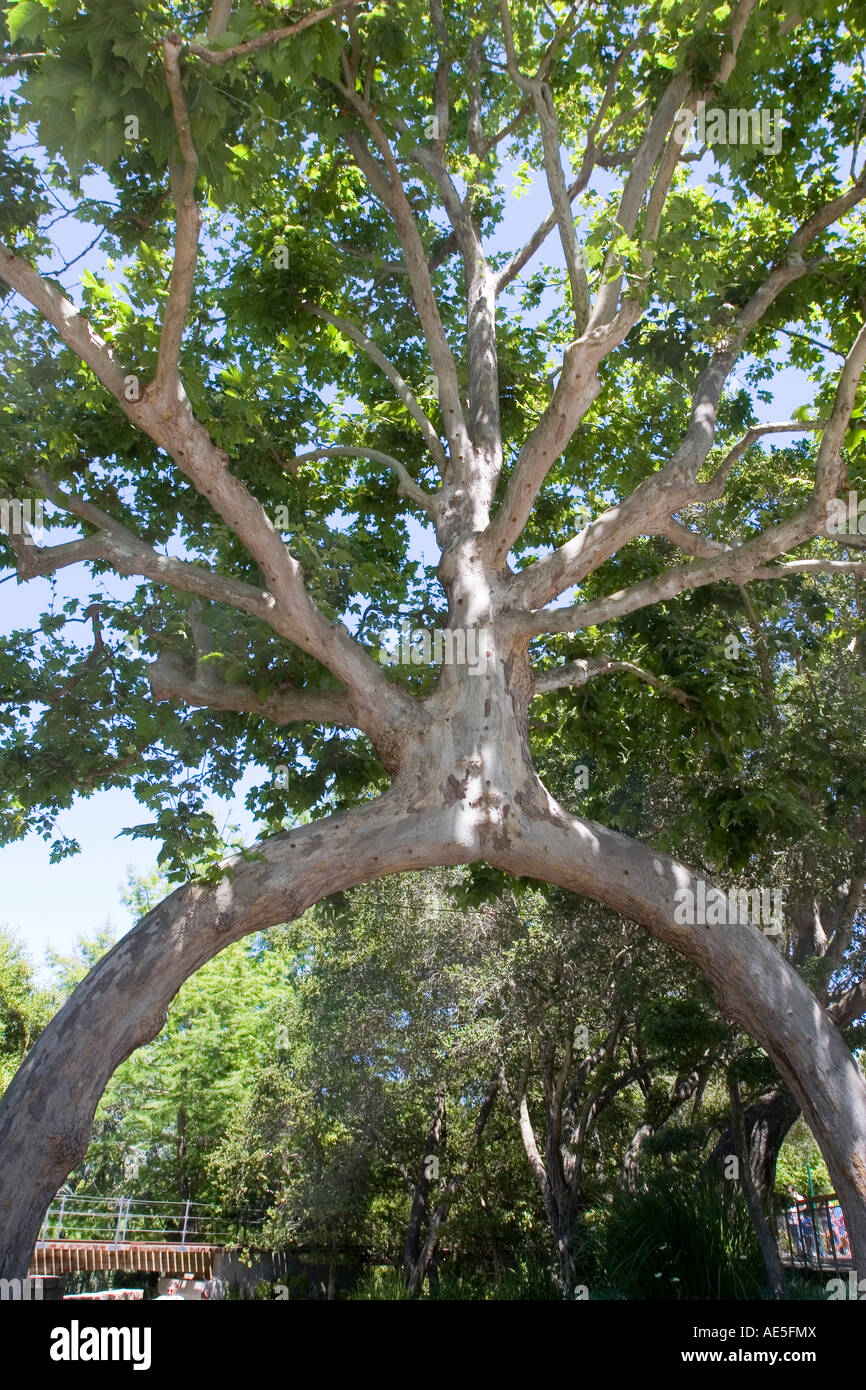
left=3, top=645, right=866, bottom=1280
left=2, top=0, right=866, bottom=1295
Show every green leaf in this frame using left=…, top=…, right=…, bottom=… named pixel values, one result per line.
left=7, top=0, right=47, bottom=41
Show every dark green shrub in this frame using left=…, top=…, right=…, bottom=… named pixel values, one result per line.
left=598, top=1175, right=766, bottom=1300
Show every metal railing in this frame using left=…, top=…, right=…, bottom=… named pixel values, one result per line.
left=777, top=1193, right=852, bottom=1270
left=37, top=1194, right=265, bottom=1249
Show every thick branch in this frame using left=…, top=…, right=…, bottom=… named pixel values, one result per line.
left=518, top=1093, right=548, bottom=1198
left=508, top=198, right=865, bottom=614
left=589, top=0, right=758, bottom=331
left=494, top=102, right=648, bottom=295
left=207, top=0, right=232, bottom=39
left=498, top=0, right=589, bottom=330
left=828, top=981, right=866, bottom=1029
left=17, top=472, right=277, bottom=624
left=486, top=321, right=625, bottom=567
left=408, top=145, right=501, bottom=489
left=0, top=246, right=410, bottom=738
left=696, top=420, right=827, bottom=503
left=147, top=653, right=357, bottom=726
left=337, top=99, right=469, bottom=465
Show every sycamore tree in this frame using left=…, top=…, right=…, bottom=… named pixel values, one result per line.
left=1, top=0, right=866, bottom=1277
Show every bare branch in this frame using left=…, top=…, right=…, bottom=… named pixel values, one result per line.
left=820, top=530, right=866, bottom=550
left=656, top=519, right=729, bottom=559
left=588, top=0, right=759, bottom=333
left=751, top=559, right=866, bottom=579
left=484, top=8, right=770, bottom=567
left=300, top=302, right=447, bottom=477
left=335, top=88, right=470, bottom=464
left=696, top=420, right=827, bottom=502
left=399, top=10, right=502, bottom=490
left=656, top=422, right=829, bottom=558
left=288, top=446, right=437, bottom=514
left=0, top=242, right=410, bottom=739
left=19, top=471, right=278, bottom=624
left=402, top=134, right=501, bottom=488
left=828, top=980, right=866, bottom=1028
left=494, top=83, right=650, bottom=296
left=188, top=0, right=366, bottom=66
left=156, top=37, right=202, bottom=392
left=497, top=0, right=589, bottom=329
left=207, top=0, right=232, bottom=40
left=467, top=32, right=485, bottom=158
left=507, top=174, right=866, bottom=613
left=533, top=655, right=696, bottom=706
left=0, top=240, right=130, bottom=401
left=586, top=70, right=692, bottom=332
left=515, top=319, right=866, bottom=636
left=486, top=317, right=628, bottom=568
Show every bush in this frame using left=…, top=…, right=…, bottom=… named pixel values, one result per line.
left=597, top=1175, right=766, bottom=1300
left=492, top=1258, right=560, bottom=1301
left=427, top=1266, right=489, bottom=1300
left=347, top=1267, right=411, bottom=1300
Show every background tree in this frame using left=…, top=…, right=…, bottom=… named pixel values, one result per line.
left=0, top=929, right=54, bottom=1092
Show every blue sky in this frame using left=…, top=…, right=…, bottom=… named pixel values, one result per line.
left=0, top=110, right=816, bottom=976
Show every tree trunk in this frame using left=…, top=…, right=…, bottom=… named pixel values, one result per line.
left=547, top=1197, right=579, bottom=1298
left=404, top=1080, right=497, bottom=1296
left=620, top=1123, right=654, bottom=1193
left=707, top=1088, right=801, bottom=1198
left=728, top=1073, right=789, bottom=1300
left=403, top=1084, right=446, bottom=1290
left=405, top=1199, right=449, bottom=1296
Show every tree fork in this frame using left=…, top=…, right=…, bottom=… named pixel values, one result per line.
left=3, top=637, right=866, bottom=1277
